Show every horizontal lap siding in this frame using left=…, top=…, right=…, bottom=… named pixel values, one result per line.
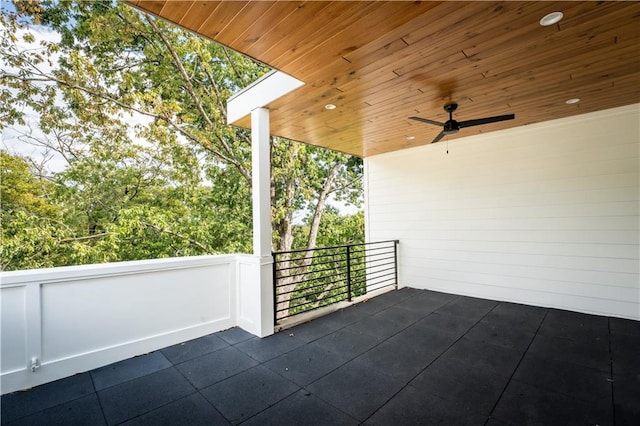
left=365, top=104, right=640, bottom=319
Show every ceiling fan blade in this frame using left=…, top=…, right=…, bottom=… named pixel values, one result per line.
left=458, top=114, right=515, bottom=128
left=409, top=116, right=446, bottom=127
left=431, top=131, right=446, bottom=144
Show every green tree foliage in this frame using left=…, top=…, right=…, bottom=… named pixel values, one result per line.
left=0, top=0, right=363, bottom=280
left=1, top=151, right=71, bottom=269
left=293, top=208, right=365, bottom=250
left=281, top=208, right=366, bottom=317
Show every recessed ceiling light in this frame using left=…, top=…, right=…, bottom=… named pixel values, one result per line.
left=565, top=98, right=580, bottom=104
left=406, top=136, right=415, bottom=141
left=540, top=11, right=563, bottom=26
left=324, top=104, right=336, bottom=110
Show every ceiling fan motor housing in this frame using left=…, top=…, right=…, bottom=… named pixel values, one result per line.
left=443, top=103, right=460, bottom=134
left=443, top=120, right=460, bottom=134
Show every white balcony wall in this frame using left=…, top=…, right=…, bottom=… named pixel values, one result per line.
left=236, top=254, right=274, bottom=337
left=365, top=104, right=640, bottom=320
left=1, top=254, right=267, bottom=394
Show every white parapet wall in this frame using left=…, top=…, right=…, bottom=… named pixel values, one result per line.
left=0, top=254, right=272, bottom=395
left=235, top=254, right=275, bottom=338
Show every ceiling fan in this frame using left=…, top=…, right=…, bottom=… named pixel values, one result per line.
left=409, top=103, right=515, bottom=144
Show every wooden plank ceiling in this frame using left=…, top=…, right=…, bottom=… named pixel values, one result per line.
left=126, top=1, right=640, bottom=157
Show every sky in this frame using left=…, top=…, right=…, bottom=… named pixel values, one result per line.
left=0, top=0, right=15, bottom=13
left=1, top=13, right=154, bottom=174
left=1, top=17, right=69, bottom=173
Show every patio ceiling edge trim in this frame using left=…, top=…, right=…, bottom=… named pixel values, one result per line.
left=227, top=70, right=304, bottom=125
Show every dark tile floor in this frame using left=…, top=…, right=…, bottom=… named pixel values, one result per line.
left=2, top=287, right=639, bottom=425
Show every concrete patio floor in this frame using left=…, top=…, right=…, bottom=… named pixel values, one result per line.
left=2, top=287, right=639, bottom=425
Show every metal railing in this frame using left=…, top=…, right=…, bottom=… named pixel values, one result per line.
left=273, top=240, right=399, bottom=324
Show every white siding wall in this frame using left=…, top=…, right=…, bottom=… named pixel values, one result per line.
left=365, top=104, right=639, bottom=320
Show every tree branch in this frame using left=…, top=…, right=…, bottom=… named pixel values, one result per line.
left=196, top=51, right=227, bottom=120
left=141, top=221, right=212, bottom=253
left=222, top=46, right=244, bottom=83
left=144, top=15, right=250, bottom=183
left=58, top=232, right=109, bottom=243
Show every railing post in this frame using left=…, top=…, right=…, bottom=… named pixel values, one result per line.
left=346, top=245, right=352, bottom=301
left=272, top=252, right=277, bottom=325
left=393, top=240, right=399, bottom=289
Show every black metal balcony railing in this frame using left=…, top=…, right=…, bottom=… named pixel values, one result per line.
left=272, top=240, right=399, bottom=324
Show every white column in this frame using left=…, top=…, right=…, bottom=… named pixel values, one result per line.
left=252, top=107, right=272, bottom=257
left=250, top=107, right=274, bottom=337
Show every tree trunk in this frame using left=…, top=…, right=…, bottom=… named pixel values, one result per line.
left=274, top=163, right=341, bottom=320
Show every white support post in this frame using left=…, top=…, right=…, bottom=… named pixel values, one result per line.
left=250, top=107, right=274, bottom=337
left=227, top=73, right=303, bottom=338
left=252, top=107, right=272, bottom=258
